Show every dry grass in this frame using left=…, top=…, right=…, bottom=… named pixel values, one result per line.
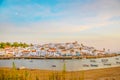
left=0, top=67, right=120, bottom=80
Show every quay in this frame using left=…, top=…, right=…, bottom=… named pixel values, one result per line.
left=0, top=54, right=119, bottom=59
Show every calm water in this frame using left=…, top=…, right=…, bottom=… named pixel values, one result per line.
left=0, top=56, right=120, bottom=71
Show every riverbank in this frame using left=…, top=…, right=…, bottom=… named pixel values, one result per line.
left=0, top=67, right=120, bottom=80
left=0, top=54, right=119, bottom=60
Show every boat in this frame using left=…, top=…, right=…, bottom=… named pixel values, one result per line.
left=104, top=63, right=111, bottom=66
left=90, top=64, right=98, bottom=67
left=83, top=64, right=89, bottom=67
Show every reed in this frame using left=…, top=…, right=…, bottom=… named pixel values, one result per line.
left=35, top=76, right=39, bottom=80
left=0, top=67, right=119, bottom=80
left=24, top=71, right=29, bottom=80
left=12, top=62, right=16, bottom=70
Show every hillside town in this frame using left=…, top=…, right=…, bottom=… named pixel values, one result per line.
left=0, top=41, right=117, bottom=58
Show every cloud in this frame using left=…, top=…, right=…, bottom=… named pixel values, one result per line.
left=0, top=0, right=120, bottom=51
left=1, top=0, right=120, bottom=24
left=0, top=16, right=119, bottom=36
left=56, top=0, right=120, bottom=20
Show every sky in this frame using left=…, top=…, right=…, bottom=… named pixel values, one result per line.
left=0, top=0, right=120, bottom=52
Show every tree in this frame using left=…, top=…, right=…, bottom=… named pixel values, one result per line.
left=6, top=42, right=11, bottom=47
left=0, top=42, right=30, bottom=48
left=23, top=43, right=29, bottom=48
left=30, top=43, right=33, bottom=46
left=19, top=42, right=23, bottom=47
left=12, top=42, right=19, bottom=47
left=0, top=42, right=6, bottom=48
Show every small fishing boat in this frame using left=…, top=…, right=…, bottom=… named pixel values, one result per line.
left=91, top=64, right=98, bottom=67
left=104, top=63, right=111, bottom=66
left=83, top=64, right=89, bottom=67
left=52, top=65, right=56, bottom=67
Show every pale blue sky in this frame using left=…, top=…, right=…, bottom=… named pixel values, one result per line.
left=0, top=0, right=120, bottom=51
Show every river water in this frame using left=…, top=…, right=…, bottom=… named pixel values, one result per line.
left=0, top=56, right=120, bottom=71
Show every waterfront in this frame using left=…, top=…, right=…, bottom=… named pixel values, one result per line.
left=0, top=42, right=120, bottom=71
left=0, top=41, right=117, bottom=58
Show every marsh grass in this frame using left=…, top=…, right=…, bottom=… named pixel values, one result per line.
left=0, top=62, right=84, bottom=80
left=0, top=65, right=119, bottom=80
left=0, top=62, right=85, bottom=80
left=0, top=68, right=119, bottom=80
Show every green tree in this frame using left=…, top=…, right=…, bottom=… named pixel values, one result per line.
left=19, top=42, right=24, bottom=47
left=12, top=42, right=19, bottom=47
left=23, top=43, right=29, bottom=48
left=0, top=42, right=30, bottom=48
left=6, top=42, right=11, bottom=46
left=0, top=42, right=6, bottom=48
left=30, top=43, right=33, bottom=46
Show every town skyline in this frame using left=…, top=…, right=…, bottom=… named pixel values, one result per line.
left=0, top=0, right=120, bottom=52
